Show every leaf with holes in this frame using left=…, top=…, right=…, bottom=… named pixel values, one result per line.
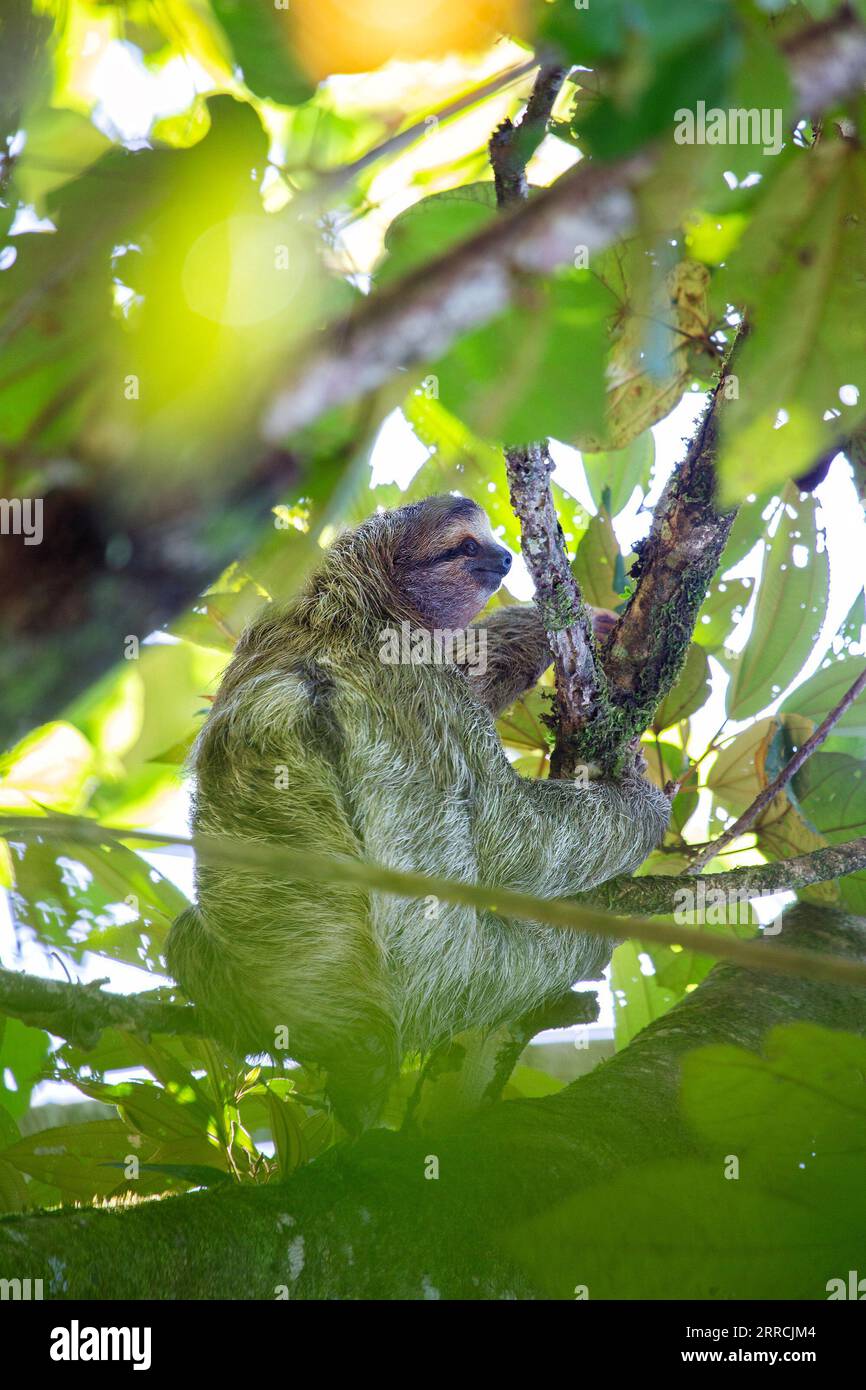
left=726, top=486, right=828, bottom=721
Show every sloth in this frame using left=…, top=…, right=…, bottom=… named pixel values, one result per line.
left=168, top=495, right=670, bottom=1127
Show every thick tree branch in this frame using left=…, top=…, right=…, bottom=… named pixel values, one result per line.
left=2, top=904, right=864, bottom=1299
left=599, top=364, right=739, bottom=739
left=261, top=15, right=866, bottom=445
left=0, top=967, right=200, bottom=1048
left=688, top=665, right=866, bottom=872
left=262, top=152, right=647, bottom=441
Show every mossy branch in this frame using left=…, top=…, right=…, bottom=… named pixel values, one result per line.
left=0, top=966, right=200, bottom=1049
left=2, top=904, right=865, bottom=1300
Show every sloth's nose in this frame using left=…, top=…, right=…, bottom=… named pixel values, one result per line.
left=495, top=548, right=512, bottom=574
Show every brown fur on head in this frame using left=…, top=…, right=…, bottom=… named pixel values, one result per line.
left=393, top=495, right=512, bottom=629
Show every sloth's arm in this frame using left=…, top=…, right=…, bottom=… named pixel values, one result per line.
left=466, top=605, right=617, bottom=717
left=522, top=771, right=670, bottom=889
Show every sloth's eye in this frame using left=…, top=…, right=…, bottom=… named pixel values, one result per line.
left=461, top=538, right=480, bottom=557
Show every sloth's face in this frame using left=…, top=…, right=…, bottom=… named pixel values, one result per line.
left=397, top=497, right=512, bottom=629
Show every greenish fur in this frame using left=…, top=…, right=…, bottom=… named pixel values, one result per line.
left=167, top=497, right=669, bottom=1128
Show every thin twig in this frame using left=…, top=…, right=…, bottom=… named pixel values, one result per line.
left=688, top=665, right=866, bottom=873
left=311, top=56, right=540, bottom=200
left=3, top=816, right=866, bottom=990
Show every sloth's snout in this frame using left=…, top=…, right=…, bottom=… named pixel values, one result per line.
left=471, top=545, right=512, bottom=582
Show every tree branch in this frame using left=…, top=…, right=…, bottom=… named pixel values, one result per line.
left=488, top=63, right=567, bottom=207
left=4, top=816, right=866, bottom=991
left=488, top=64, right=610, bottom=777
left=2, top=903, right=864, bottom=1299
left=505, top=442, right=608, bottom=775
left=0, top=966, right=200, bottom=1049
left=688, top=665, right=866, bottom=873
left=579, top=836, right=866, bottom=915
left=600, top=361, right=739, bottom=724
left=260, top=14, right=866, bottom=445
left=313, top=57, right=540, bottom=196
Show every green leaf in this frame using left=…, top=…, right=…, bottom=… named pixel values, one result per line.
left=211, top=0, right=314, bottom=106
left=505, top=1065, right=564, bottom=1099
left=265, top=1089, right=306, bottom=1175
left=540, top=0, right=731, bottom=65
left=582, top=432, right=654, bottom=516
left=707, top=718, right=778, bottom=818
left=725, top=487, right=829, bottom=720
left=13, top=108, right=111, bottom=210
left=497, top=690, right=552, bottom=756
left=428, top=269, right=616, bottom=446
left=793, top=751, right=866, bottom=912
left=76, top=1078, right=216, bottom=1149
left=0, top=721, right=96, bottom=813
left=377, top=183, right=497, bottom=287
left=611, top=940, right=678, bottom=1049
left=2, top=1119, right=147, bottom=1201
left=4, top=829, right=188, bottom=968
left=572, top=256, right=712, bottom=452
left=653, top=643, right=711, bottom=730
left=505, top=1023, right=866, bottom=1299
left=681, top=1023, right=866, bottom=1161
left=717, top=144, right=866, bottom=499
left=0, top=1018, right=50, bottom=1119
left=102, top=1161, right=232, bottom=1188
left=782, top=656, right=866, bottom=739
left=693, top=576, right=753, bottom=652
left=572, top=511, right=627, bottom=609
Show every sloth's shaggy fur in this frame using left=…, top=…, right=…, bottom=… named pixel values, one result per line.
left=168, top=496, right=670, bottom=1126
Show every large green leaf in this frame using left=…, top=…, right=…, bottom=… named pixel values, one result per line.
left=582, top=432, right=654, bottom=517
left=653, top=643, right=711, bottom=731
left=573, top=255, right=712, bottom=452
left=693, top=576, right=753, bottom=653
left=211, top=0, right=313, bottom=106
left=706, top=718, right=779, bottom=820
left=725, top=488, right=829, bottom=720
left=427, top=268, right=616, bottom=446
left=681, top=1023, right=866, bottom=1162
left=505, top=1024, right=866, bottom=1299
left=377, top=183, right=497, bottom=287
left=540, top=0, right=731, bottom=65
left=572, top=511, right=628, bottom=609
left=717, top=144, right=866, bottom=499
left=782, top=656, right=866, bottom=740
left=793, top=751, right=866, bottom=912
left=611, top=941, right=678, bottom=1049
